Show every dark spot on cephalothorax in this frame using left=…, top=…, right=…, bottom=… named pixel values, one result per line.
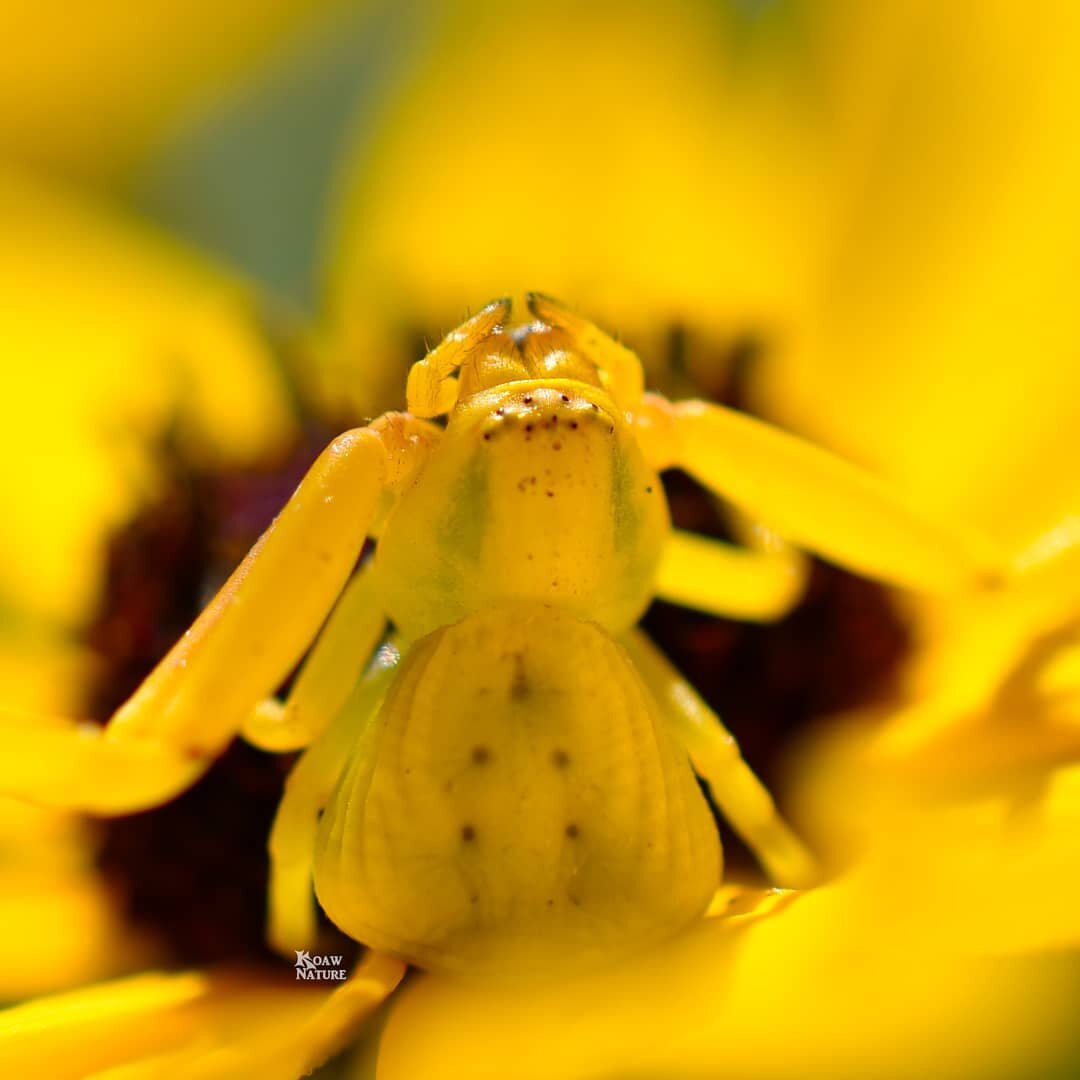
left=471, top=745, right=491, bottom=765
left=461, top=824, right=477, bottom=843
left=569, top=421, right=578, bottom=430
left=565, top=823, right=580, bottom=839
left=525, top=424, right=534, bottom=433
left=646, top=485, right=654, bottom=494
left=551, top=748, right=570, bottom=769
left=553, top=441, right=562, bottom=451
left=560, top=394, right=570, bottom=403
left=510, top=653, right=529, bottom=701
left=568, top=893, right=582, bottom=907
left=546, top=898, right=555, bottom=907
left=545, top=490, right=555, bottom=498
left=590, top=403, right=599, bottom=411
left=495, top=408, right=505, bottom=416
left=470, top=894, right=480, bottom=904
left=483, top=432, right=492, bottom=441
left=608, top=425, right=616, bottom=435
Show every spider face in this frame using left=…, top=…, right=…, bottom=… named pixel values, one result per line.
left=373, top=375, right=669, bottom=641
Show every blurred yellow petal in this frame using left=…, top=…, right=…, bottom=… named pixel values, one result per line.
left=0, top=971, right=209, bottom=1077
left=719, top=10, right=1080, bottom=930
left=377, top=875, right=1075, bottom=1080
left=0, top=169, right=296, bottom=626
left=880, top=540, right=1080, bottom=743
left=797, top=720, right=1080, bottom=957
left=0, top=868, right=147, bottom=1000
left=803, top=529, right=1080, bottom=832
left=0, top=953, right=403, bottom=1079
left=875, top=776, right=1080, bottom=956
left=0, top=0, right=347, bottom=181
left=0, top=796, right=154, bottom=999
left=756, top=0, right=1080, bottom=557
left=325, top=0, right=825, bottom=412
left=0, top=625, right=89, bottom=717
left=0, top=621, right=151, bottom=997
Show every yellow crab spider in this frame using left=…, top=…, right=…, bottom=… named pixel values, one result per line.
left=0, top=298, right=1001, bottom=998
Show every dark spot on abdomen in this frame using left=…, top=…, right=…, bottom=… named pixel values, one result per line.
left=510, top=653, right=529, bottom=701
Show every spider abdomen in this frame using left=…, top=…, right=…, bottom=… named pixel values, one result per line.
left=313, top=604, right=719, bottom=975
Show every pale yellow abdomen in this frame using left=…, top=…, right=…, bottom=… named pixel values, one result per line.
left=313, top=605, right=719, bottom=975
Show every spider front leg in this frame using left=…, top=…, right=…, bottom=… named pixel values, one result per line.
left=636, top=392, right=1004, bottom=593
left=623, top=629, right=818, bottom=889
left=242, top=557, right=388, bottom=753
left=0, top=416, right=435, bottom=814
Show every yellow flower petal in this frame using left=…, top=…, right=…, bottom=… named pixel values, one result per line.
left=0, top=794, right=155, bottom=998
left=0, top=0, right=346, bottom=180
left=834, top=536, right=1080, bottom=793
left=0, top=954, right=403, bottom=1080
left=0, top=870, right=151, bottom=1000
left=755, top=0, right=1080, bottom=558
left=377, top=874, right=1075, bottom=1079
left=324, top=0, right=825, bottom=413
left=0, top=971, right=210, bottom=1077
left=0, top=169, right=295, bottom=626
